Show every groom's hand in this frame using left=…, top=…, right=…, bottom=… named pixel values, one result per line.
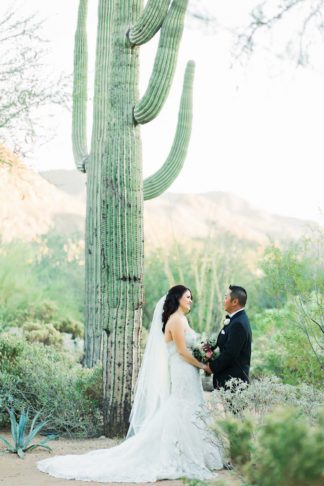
left=204, top=363, right=212, bottom=374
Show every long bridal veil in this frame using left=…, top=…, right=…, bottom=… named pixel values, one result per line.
left=37, top=293, right=224, bottom=482
left=127, top=295, right=170, bottom=438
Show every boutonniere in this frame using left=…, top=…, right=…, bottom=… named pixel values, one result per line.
left=223, top=315, right=231, bottom=326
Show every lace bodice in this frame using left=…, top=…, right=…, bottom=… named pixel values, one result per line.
left=166, top=328, right=197, bottom=354
left=166, top=329, right=204, bottom=405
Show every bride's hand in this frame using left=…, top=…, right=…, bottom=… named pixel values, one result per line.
left=202, top=363, right=212, bottom=374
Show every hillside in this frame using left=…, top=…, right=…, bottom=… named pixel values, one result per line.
left=0, top=146, right=85, bottom=242
left=41, top=169, right=312, bottom=247
left=0, top=150, right=312, bottom=245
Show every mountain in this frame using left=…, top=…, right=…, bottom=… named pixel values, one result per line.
left=41, top=169, right=313, bottom=247
left=0, top=146, right=85, bottom=242
left=0, top=150, right=312, bottom=245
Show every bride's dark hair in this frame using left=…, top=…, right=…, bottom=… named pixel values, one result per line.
left=162, top=285, right=192, bottom=333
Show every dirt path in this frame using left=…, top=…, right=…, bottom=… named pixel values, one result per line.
left=0, top=432, right=241, bottom=486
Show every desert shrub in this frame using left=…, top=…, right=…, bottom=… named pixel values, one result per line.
left=216, top=415, right=254, bottom=467
left=31, top=233, right=84, bottom=322
left=0, top=334, right=102, bottom=437
left=0, top=242, right=43, bottom=329
left=0, top=333, right=25, bottom=372
left=257, top=230, right=324, bottom=309
left=22, top=320, right=64, bottom=346
left=247, top=408, right=324, bottom=486
left=26, top=300, right=58, bottom=322
left=0, top=234, right=84, bottom=330
left=251, top=303, right=323, bottom=387
left=259, top=244, right=313, bottom=308
left=215, top=407, right=324, bottom=486
left=210, top=377, right=324, bottom=423
left=54, top=317, right=84, bottom=339
left=210, top=378, right=324, bottom=485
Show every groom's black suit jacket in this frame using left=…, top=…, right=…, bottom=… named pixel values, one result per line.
left=209, top=309, right=252, bottom=389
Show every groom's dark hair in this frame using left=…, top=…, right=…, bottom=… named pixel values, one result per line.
left=229, top=285, right=247, bottom=306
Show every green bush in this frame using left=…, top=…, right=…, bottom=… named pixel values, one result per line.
left=0, top=242, right=43, bottom=329
left=213, top=404, right=324, bottom=485
left=210, top=377, right=324, bottom=485
left=216, top=415, right=254, bottom=467
left=248, top=408, right=324, bottom=486
left=0, top=234, right=84, bottom=331
left=211, top=377, right=324, bottom=422
left=257, top=231, right=324, bottom=310
left=251, top=305, right=323, bottom=387
left=22, top=320, right=64, bottom=346
left=0, top=334, right=25, bottom=372
left=54, top=317, right=84, bottom=339
left=0, top=334, right=102, bottom=437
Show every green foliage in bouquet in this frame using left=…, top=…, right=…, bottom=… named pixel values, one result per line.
left=0, top=408, right=54, bottom=458
left=192, top=338, right=218, bottom=364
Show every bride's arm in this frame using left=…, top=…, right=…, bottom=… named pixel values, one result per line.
left=171, top=321, right=209, bottom=372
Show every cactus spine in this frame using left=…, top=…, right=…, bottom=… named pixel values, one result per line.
left=72, top=0, right=194, bottom=435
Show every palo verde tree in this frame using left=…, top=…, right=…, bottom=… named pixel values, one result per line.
left=72, top=0, right=194, bottom=435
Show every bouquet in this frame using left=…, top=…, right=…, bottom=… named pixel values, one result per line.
left=192, top=337, right=219, bottom=364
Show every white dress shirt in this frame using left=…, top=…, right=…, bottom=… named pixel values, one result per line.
left=229, top=307, right=245, bottom=318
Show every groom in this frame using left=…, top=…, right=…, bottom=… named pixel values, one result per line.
left=207, top=285, right=252, bottom=389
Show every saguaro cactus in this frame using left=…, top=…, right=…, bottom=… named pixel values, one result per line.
left=73, top=0, right=194, bottom=435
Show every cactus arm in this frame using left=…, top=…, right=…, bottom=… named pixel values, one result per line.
left=127, top=0, right=171, bottom=46
left=72, top=0, right=89, bottom=173
left=133, top=0, right=189, bottom=125
left=143, top=60, right=194, bottom=201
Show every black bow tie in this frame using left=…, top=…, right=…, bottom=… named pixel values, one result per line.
left=225, top=314, right=231, bottom=319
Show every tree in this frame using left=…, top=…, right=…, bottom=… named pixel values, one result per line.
left=187, top=0, right=217, bottom=29
left=72, top=0, right=194, bottom=435
left=235, top=0, right=324, bottom=67
left=0, top=9, right=69, bottom=156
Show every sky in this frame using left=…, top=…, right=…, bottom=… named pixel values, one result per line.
left=2, top=0, right=324, bottom=224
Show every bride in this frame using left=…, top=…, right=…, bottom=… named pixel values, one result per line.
left=37, top=285, right=223, bottom=482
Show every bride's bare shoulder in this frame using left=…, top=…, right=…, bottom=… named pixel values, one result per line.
left=167, top=312, right=186, bottom=329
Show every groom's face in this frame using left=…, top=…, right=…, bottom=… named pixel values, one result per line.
left=224, top=290, right=238, bottom=313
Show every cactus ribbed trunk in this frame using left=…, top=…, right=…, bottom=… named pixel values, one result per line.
left=85, top=0, right=144, bottom=435
left=73, top=0, right=194, bottom=435
left=84, top=0, right=143, bottom=367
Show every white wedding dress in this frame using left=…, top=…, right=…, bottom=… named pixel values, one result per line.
left=37, top=299, right=223, bottom=483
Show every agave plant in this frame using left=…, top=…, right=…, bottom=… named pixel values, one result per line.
left=0, top=408, right=54, bottom=458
